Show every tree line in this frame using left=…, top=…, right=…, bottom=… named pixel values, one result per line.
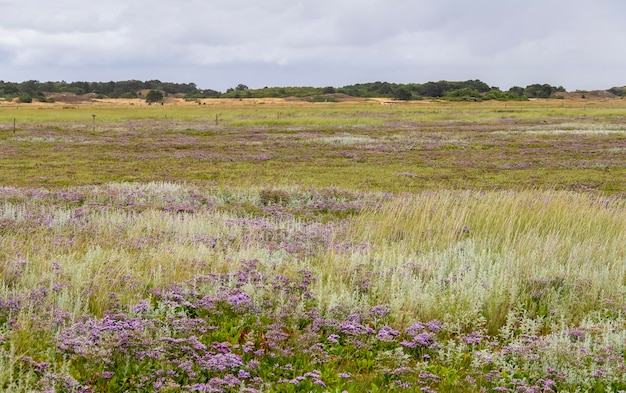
left=0, top=79, right=573, bottom=103
left=0, top=80, right=220, bottom=103
left=220, top=81, right=568, bottom=101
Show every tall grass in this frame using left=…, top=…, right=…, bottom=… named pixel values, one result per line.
left=2, top=184, right=625, bottom=328
left=346, top=190, right=626, bottom=329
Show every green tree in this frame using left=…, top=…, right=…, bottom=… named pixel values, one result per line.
left=523, top=84, right=555, bottom=98
left=462, top=79, right=491, bottom=93
left=393, top=87, right=412, bottom=100
left=145, top=90, right=164, bottom=103
left=508, top=86, right=525, bottom=96
left=445, top=88, right=481, bottom=101
left=18, top=93, right=32, bottom=103
left=418, top=81, right=447, bottom=97
left=484, top=89, right=526, bottom=101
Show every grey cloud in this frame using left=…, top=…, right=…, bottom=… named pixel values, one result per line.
left=2, top=1, right=127, bottom=34
left=0, top=0, right=625, bottom=91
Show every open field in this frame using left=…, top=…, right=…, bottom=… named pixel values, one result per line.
left=1, top=98, right=625, bottom=192
left=0, top=99, right=626, bottom=392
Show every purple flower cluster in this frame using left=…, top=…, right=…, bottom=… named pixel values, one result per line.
left=400, top=322, right=440, bottom=349
left=3, top=255, right=626, bottom=392
left=377, top=326, right=400, bottom=342
left=36, top=263, right=451, bottom=391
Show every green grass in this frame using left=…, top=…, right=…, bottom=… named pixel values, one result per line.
left=1, top=100, right=625, bottom=192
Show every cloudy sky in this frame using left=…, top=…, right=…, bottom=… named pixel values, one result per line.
left=1, top=0, right=625, bottom=92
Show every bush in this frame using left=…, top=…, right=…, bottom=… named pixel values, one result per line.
left=120, top=92, right=137, bottom=99
left=445, top=87, right=482, bottom=101
left=145, top=89, right=164, bottom=103
left=484, top=89, right=528, bottom=101
left=17, top=93, right=32, bottom=103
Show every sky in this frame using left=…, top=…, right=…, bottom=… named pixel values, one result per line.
left=1, top=0, right=625, bottom=92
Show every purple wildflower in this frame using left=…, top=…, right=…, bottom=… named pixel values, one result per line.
left=418, top=371, right=440, bottom=383
left=227, top=292, right=252, bottom=307
left=338, top=320, right=370, bottom=335
left=405, top=331, right=437, bottom=348
left=377, top=326, right=400, bottom=342
left=304, top=369, right=321, bottom=379
left=21, top=356, right=49, bottom=374
left=370, top=305, right=391, bottom=318
left=568, top=328, right=585, bottom=341
left=131, top=300, right=149, bottom=314
left=394, top=380, right=412, bottom=389
left=425, top=320, right=442, bottom=332
left=405, top=322, right=425, bottom=336
left=246, top=359, right=260, bottom=370
left=394, top=366, right=412, bottom=375
left=400, top=340, right=417, bottom=349
left=51, top=261, right=62, bottom=273
left=198, top=353, right=243, bottom=371
left=462, top=331, right=483, bottom=345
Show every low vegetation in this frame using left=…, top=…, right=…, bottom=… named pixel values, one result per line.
left=0, top=99, right=625, bottom=391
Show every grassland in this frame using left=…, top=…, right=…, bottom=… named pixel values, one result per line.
left=0, top=98, right=625, bottom=392
left=1, top=98, right=625, bottom=192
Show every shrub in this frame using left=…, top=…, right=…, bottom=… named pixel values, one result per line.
left=120, top=92, right=137, bottom=99
left=145, top=89, right=163, bottom=103
left=259, top=188, right=291, bottom=205
left=17, top=93, right=32, bottom=103
left=445, top=87, right=482, bottom=101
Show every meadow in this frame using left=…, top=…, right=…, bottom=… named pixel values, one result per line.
left=0, top=98, right=625, bottom=392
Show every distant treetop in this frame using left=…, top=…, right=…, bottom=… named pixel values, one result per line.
left=0, top=79, right=593, bottom=102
